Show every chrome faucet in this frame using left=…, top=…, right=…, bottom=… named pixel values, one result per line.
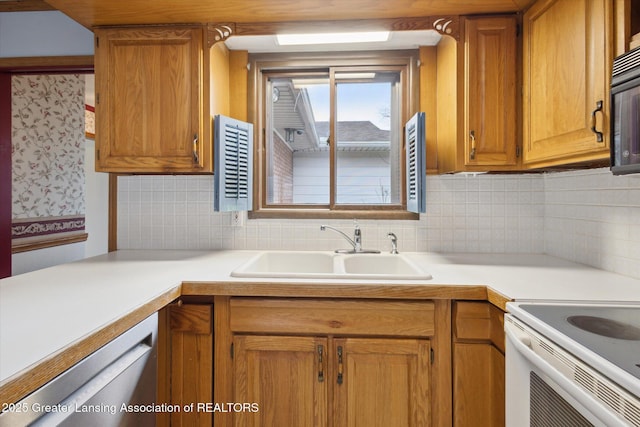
left=387, top=232, right=398, bottom=254
left=320, top=223, right=380, bottom=254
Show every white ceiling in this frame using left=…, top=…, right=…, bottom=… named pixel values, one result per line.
left=224, top=30, right=441, bottom=53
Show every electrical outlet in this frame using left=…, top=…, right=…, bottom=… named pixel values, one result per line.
left=231, top=211, right=244, bottom=227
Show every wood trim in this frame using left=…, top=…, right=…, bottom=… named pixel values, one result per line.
left=182, top=281, right=488, bottom=300
left=213, top=296, right=233, bottom=427
left=108, top=174, right=118, bottom=252
left=249, top=208, right=419, bottom=220
left=0, top=286, right=182, bottom=406
left=233, top=16, right=461, bottom=40
left=486, top=286, right=511, bottom=311
left=0, top=73, right=11, bottom=278
left=420, top=46, right=439, bottom=174
left=206, top=23, right=236, bottom=47
left=249, top=50, right=422, bottom=219
left=432, top=299, right=452, bottom=427
left=0, top=56, right=94, bottom=72
left=156, top=305, right=171, bottom=427
left=613, top=0, right=631, bottom=56
left=229, top=50, right=249, bottom=121
left=11, top=233, right=88, bottom=254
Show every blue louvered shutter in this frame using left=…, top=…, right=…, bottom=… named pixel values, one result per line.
left=406, top=112, right=426, bottom=213
left=214, top=115, right=253, bottom=212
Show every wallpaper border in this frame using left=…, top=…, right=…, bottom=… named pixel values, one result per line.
left=11, top=215, right=87, bottom=253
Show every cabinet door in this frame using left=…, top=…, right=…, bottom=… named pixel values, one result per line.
left=94, top=27, right=209, bottom=173
left=166, top=304, right=213, bottom=427
left=452, top=302, right=505, bottom=427
left=523, top=0, right=612, bottom=167
left=453, top=343, right=504, bottom=427
left=333, top=338, right=431, bottom=427
left=465, top=16, right=518, bottom=167
left=234, top=335, right=327, bottom=427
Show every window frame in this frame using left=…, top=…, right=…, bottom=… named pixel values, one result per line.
left=248, top=50, right=420, bottom=220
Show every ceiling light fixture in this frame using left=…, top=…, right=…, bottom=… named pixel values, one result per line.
left=276, top=31, right=390, bottom=46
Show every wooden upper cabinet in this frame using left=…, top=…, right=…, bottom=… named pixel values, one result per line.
left=464, top=16, right=518, bottom=168
left=436, top=15, right=518, bottom=173
left=522, top=0, right=612, bottom=168
left=94, top=26, right=212, bottom=173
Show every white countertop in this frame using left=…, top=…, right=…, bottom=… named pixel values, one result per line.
left=2, top=250, right=640, bottom=395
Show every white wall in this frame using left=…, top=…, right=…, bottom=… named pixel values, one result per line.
left=0, top=11, right=93, bottom=58
left=5, top=13, right=106, bottom=275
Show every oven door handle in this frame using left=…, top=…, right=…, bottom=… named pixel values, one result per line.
left=505, top=326, right=626, bottom=427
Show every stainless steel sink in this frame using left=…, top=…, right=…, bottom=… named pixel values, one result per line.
left=230, top=251, right=432, bottom=280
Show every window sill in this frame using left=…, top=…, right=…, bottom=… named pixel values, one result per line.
left=248, top=209, right=419, bottom=220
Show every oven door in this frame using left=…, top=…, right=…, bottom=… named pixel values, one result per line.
left=505, top=315, right=631, bottom=427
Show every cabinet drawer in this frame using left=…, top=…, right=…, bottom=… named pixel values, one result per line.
left=169, top=303, right=212, bottom=334
left=454, top=301, right=504, bottom=352
left=230, top=298, right=435, bottom=337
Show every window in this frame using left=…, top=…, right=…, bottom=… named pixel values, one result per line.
left=249, top=51, right=421, bottom=219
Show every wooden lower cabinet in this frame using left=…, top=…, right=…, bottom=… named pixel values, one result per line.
left=453, top=343, right=504, bottom=427
left=158, top=302, right=213, bottom=427
left=333, top=337, right=431, bottom=427
left=160, top=298, right=511, bottom=426
left=233, top=335, right=431, bottom=427
left=452, top=301, right=505, bottom=427
left=220, top=297, right=444, bottom=427
left=233, top=335, right=327, bottom=426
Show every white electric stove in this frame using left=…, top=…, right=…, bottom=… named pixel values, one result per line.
left=505, top=302, right=640, bottom=427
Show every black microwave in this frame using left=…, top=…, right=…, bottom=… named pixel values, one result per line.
left=611, top=46, right=640, bottom=175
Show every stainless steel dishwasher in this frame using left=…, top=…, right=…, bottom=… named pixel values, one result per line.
left=0, top=313, right=157, bottom=427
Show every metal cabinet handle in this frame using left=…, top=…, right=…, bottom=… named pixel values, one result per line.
left=317, top=345, right=324, bottom=383
left=469, top=130, right=476, bottom=160
left=590, top=100, right=604, bottom=142
left=337, top=346, right=344, bottom=385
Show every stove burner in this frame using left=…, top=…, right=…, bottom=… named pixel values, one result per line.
left=567, top=315, right=640, bottom=340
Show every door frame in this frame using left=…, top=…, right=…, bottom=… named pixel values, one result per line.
left=0, top=56, right=94, bottom=278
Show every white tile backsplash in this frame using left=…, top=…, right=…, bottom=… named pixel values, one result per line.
left=118, top=173, right=545, bottom=254
left=543, top=168, right=640, bottom=279
left=117, top=168, right=640, bottom=279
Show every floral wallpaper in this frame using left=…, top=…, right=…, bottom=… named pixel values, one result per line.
left=11, top=74, right=85, bottom=241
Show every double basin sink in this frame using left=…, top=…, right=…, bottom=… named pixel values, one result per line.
left=231, top=251, right=432, bottom=280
